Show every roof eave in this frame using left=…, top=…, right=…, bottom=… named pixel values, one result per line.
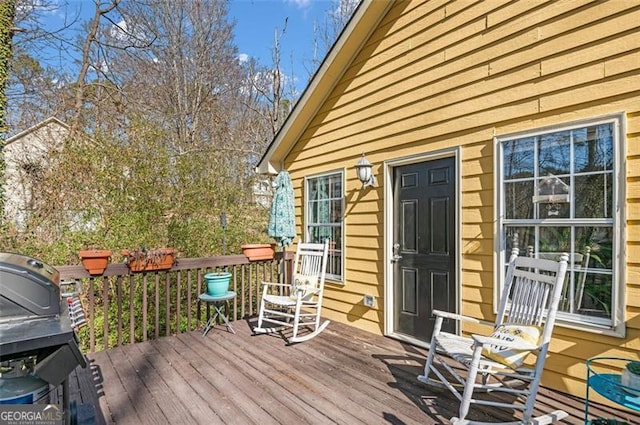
left=6, top=117, right=69, bottom=145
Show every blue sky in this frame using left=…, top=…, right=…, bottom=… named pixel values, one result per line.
left=230, top=0, right=335, bottom=89
left=39, top=0, right=337, bottom=92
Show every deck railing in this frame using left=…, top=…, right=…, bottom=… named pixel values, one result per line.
left=56, top=252, right=293, bottom=353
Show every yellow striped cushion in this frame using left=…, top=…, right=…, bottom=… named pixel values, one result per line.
left=481, top=325, right=541, bottom=369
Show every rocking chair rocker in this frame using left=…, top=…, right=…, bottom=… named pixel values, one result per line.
left=418, top=248, right=569, bottom=424
left=253, top=240, right=330, bottom=343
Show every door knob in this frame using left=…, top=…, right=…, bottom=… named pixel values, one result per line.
left=392, top=243, right=402, bottom=262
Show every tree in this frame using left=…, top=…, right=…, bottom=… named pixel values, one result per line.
left=3, top=0, right=274, bottom=263
left=307, top=0, right=360, bottom=81
left=0, top=0, right=18, bottom=234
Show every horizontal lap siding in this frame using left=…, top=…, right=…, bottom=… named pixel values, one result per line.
left=284, top=0, right=640, bottom=398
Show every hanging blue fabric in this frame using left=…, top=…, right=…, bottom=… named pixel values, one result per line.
left=268, top=170, right=296, bottom=247
left=312, top=181, right=332, bottom=241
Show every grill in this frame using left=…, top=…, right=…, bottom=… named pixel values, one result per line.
left=0, top=253, right=86, bottom=419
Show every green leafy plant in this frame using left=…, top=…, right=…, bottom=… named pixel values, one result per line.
left=121, top=247, right=176, bottom=271
left=589, top=419, right=630, bottom=425
left=626, top=361, right=640, bottom=376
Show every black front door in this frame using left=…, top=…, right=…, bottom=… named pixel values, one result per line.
left=392, top=157, right=456, bottom=343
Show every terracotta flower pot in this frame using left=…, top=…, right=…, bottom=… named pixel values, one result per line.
left=121, top=248, right=176, bottom=272
left=241, top=244, right=275, bottom=261
left=78, top=249, right=112, bottom=275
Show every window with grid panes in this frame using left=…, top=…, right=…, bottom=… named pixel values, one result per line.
left=498, top=117, right=622, bottom=332
left=305, top=171, right=344, bottom=281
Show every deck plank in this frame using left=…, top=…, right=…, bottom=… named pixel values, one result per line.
left=192, top=327, right=378, bottom=424
left=170, top=332, right=287, bottom=425
left=105, top=346, right=169, bottom=425
left=122, top=341, right=198, bottom=423
left=152, top=336, right=245, bottom=425
left=203, top=325, right=375, bottom=424
left=137, top=339, right=224, bottom=425
left=63, top=319, right=638, bottom=424
left=91, top=349, right=142, bottom=425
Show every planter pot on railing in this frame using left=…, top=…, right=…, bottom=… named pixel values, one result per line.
left=241, top=244, right=275, bottom=261
left=78, top=249, right=112, bottom=275
left=204, top=272, right=232, bottom=296
left=122, top=248, right=176, bottom=272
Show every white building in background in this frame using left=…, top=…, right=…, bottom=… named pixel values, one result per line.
left=4, top=117, right=69, bottom=228
left=252, top=178, right=272, bottom=209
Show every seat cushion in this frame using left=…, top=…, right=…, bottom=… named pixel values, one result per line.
left=291, top=274, right=318, bottom=299
left=263, top=294, right=297, bottom=306
left=481, top=325, right=541, bottom=369
left=434, top=332, right=507, bottom=370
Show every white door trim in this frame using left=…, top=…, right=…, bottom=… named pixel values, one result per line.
left=383, top=147, right=461, bottom=348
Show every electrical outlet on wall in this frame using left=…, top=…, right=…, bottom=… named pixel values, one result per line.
left=363, top=294, right=376, bottom=308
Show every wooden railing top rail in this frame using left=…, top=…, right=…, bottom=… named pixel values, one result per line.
left=56, top=252, right=293, bottom=280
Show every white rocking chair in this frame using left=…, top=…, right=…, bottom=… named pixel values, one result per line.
left=418, top=249, right=570, bottom=425
left=254, top=240, right=330, bottom=343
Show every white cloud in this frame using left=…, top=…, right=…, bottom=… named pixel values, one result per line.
left=109, top=19, right=130, bottom=42
left=284, top=0, right=312, bottom=9
left=238, top=53, right=249, bottom=63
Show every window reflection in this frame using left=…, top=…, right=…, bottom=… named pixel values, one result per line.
left=501, top=121, right=615, bottom=323
left=306, top=172, right=343, bottom=280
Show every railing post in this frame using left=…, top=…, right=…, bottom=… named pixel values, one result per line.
left=142, top=274, right=148, bottom=342
left=102, top=276, right=109, bottom=351
left=176, top=271, right=182, bottom=334
left=154, top=273, right=160, bottom=340
left=129, top=275, right=135, bottom=345
left=89, top=277, right=95, bottom=353
left=187, top=269, right=193, bottom=332
left=116, top=275, right=123, bottom=347
left=165, top=273, right=170, bottom=337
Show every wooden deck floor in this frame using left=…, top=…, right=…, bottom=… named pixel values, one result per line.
left=61, top=320, right=637, bottom=425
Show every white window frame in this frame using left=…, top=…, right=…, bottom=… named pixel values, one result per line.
left=495, top=114, right=626, bottom=337
left=304, top=169, right=345, bottom=283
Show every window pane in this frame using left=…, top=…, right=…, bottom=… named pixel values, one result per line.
left=576, top=272, right=612, bottom=318
left=330, top=199, right=342, bottom=222
left=539, top=131, right=570, bottom=175
left=309, top=225, right=331, bottom=242
left=306, top=172, right=344, bottom=279
left=329, top=177, right=342, bottom=197
left=574, top=124, right=613, bottom=173
left=539, top=226, right=572, bottom=253
left=575, top=226, right=613, bottom=270
left=575, top=173, right=612, bottom=218
left=505, top=226, right=534, bottom=258
left=503, top=138, right=534, bottom=179
left=504, top=181, right=534, bottom=219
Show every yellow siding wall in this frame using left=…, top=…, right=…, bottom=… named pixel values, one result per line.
left=283, top=0, right=640, bottom=398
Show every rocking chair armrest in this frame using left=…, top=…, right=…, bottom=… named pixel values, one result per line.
left=432, top=309, right=488, bottom=325
left=471, top=334, right=539, bottom=351
left=261, top=281, right=291, bottom=288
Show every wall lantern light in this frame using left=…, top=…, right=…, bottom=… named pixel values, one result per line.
left=355, top=153, right=377, bottom=188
